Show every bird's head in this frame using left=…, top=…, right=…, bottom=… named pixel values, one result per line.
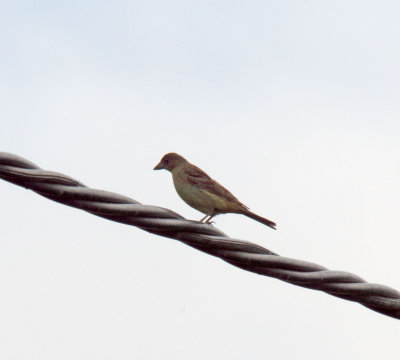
left=153, top=153, right=187, bottom=172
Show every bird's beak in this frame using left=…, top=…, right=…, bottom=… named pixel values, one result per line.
left=153, top=161, right=164, bottom=170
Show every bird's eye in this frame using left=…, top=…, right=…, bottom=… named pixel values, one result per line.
left=164, top=159, right=169, bottom=165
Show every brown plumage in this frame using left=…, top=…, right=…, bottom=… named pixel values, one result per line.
left=153, top=153, right=276, bottom=229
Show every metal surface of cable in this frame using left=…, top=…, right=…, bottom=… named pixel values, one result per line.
left=1, top=152, right=399, bottom=320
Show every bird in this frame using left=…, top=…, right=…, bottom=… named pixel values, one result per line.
left=153, top=153, right=276, bottom=229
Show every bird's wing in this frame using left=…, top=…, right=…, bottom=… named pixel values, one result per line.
left=183, top=164, right=248, bottom=209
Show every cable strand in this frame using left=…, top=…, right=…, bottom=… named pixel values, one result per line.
left=1, top=152, right=399, bottom=320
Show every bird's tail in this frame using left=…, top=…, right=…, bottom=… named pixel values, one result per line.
left=243, top=210, right=276, bottom=230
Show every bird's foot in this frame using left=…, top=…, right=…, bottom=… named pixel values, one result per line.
left=198, top=215, right=216, bottom=225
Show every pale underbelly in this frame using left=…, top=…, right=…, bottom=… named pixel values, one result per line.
left=173, top=182, right=232, bottom=214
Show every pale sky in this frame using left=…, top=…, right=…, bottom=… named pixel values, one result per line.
left=1, top=1, right=400, bottom=359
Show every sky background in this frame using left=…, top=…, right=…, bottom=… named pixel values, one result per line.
left=1, top=1, right=400, bottom=359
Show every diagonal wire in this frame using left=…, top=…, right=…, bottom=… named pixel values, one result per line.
left=0, top=152, right=399, bottom=320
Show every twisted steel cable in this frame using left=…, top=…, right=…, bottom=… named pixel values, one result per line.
left=1, top=152, right=399, bottom=320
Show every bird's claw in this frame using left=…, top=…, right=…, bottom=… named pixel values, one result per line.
left=198, top=219, right=216, bottom=226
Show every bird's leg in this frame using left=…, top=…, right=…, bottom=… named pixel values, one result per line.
left=199, top=214, right=210, bottom=222
left=205, top=215, right=215, bottom=224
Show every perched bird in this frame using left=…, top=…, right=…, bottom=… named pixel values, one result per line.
left=153, top=153, right=276, bottom=229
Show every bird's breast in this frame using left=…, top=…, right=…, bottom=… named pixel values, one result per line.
left=172, top=171, right=229, bottom=214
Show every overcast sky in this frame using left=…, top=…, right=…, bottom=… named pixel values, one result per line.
left=1, top=1, right=400, bottom=359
